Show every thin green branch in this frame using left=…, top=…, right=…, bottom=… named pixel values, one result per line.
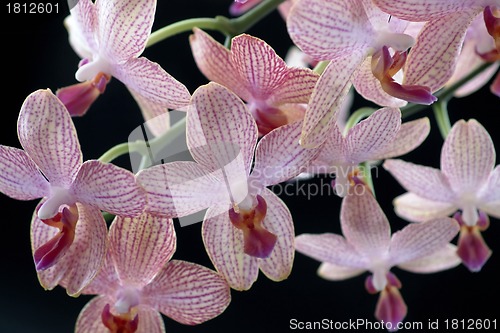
left=433, top=100, right=451, bottom=139
left=343, top=107, right=376, bottom=135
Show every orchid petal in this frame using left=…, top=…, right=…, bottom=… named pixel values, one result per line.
left=144, top=260, right=231, bottom=325
left=114, top=57, right=191, bottom=111
left=187, top=82, right=257, bottom=174
left=404, top=11, right=478, bottom=92
left=109, top=213, right=176, bottom=286
left=0, top=146, right=50, bottom=200
left=71, top=160, right=145, bottom=217
left=441, top=119, right=495, bottom=194
left=389, top=218, right=459, bottom=266
left=371, top=117, right=430, bottom=160
left=96, top=0, right=156, bottom=62
left=371, top=0, right=481, bottom=21
left=230, top=0, right=261, bottom=16
left=202, top=206, right=260, bottom=290
left=252, top=121, right=318, bottom=187
left=341, top=188, right=391, bottom=256
left=345, top=107, right=401, bottom=163
left=393, top=192, right=457, bottom=223
left=397, top=244, right=461, bottom=273
left=317, top=262, right=365, bottom=281
left=258, top=189, right=295, bottom=281
left=81, top=251, right=120, bottom=296
left=295, top=233, right=368, bottom=268
left=127, top=88, right=170, bottom=137
left=301, top=51, right=366, bottom=148
left=287, top=0, right=371, bottom=60
left=383, top=159, right=455, bottom=202
left=189, top=28, right=251, bottom=101
left=266, top=68, right=318, bottom=106
left=18, top=89, right=82, bottom=188
left=34, top=204, right=107, bottom=296
left=309, top=124, right=344, bottom=172
left=76, top=296, right=113, bottom=333
left=137, top=161, right=229, bottom=218
left=478, top=166, right=500, bottom=204
left=69, top=0, right=98, bottom=54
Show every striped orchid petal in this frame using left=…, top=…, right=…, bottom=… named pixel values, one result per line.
left=372, top=0, right=481, bottom=21
left=258, top=189, right=295, bottom=282
left=341, top=188, right=391, bottom=257
left=96, top=0, right=156, bottom=63
left=202, top=206, right=260, bottom=290
left=383, top=159, right=455, bottom=202
left=33, top=203, right=107, bottom=296
left=69, top=0, right=98, bottom=54
left=143, top=260, right=231, bottom=325
left=397, top=244, right=461, bottom=273
left=345, top=107, right=401, bottom=163
left=295, top=233, right=368, bottom=268
left=403, top=11, right=479, bottom=92
left=127, top=88, right=170, bottom=137
left=76, top=296, right=114, bottom=333
left=479, top=166, right=500, bottom=204
left=80, top=251, right=121, bottom=296
left=317, top=262, right=365, bottom=281
left=0, top=146, right=49, bottom=200
left=393, top=193, right=457, bottom=223
left=17, top=89, right=82, bottom=188
left=109, top=214, right=176, bottom=286
left=114, top=57, right=191, bottom=111
left=389, top=218, right=459, bottom=266
left=71, top=160, right=146, bottom=217
left=251, top=121, right=319, bottom=187
left=137, top=161, right=229, bottom=218
left=371, top=117, right=430, bottom=160
left=441, top=119, right=496, bottom=194
left=187, top=82, right=258, bottom=174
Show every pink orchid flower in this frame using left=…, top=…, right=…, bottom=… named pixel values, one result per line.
left=59, top=0, right=191, bottom=136
left=0, top=89, right=145, bottom=294
left=189, top=28, right=319, bottom=135
left=295, top=187, right=460, bottom=329
left=287, top=0, right=437, bottom=147
left=384, top=119, right=499, bottom=272
left=75, top=212, right=231, bottom=333
left=230, top=0, right=295, bottom=18
left=137, top=82, right=318, bottom=290
left=309, top=107, right=430, bottom=197
left=373, top=0, right=500, bottom=97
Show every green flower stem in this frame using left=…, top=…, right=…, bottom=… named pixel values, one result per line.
left=359, top=162, right=376, bottom=198
left=433, top=100, right=451, bottom=139
left=343, top=107, right=376, bottom=135
left=98, top=116, right=187, bottom=164
left=147, top=0, right=286, bottom=47
left=313, top=61, right=329, bottom=75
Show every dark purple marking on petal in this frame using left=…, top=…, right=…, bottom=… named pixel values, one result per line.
left=101, top=303, right=139, bottom=333
left=374, top=281, right=407, bottom=331
left=456, top=224, right=492, bottom=272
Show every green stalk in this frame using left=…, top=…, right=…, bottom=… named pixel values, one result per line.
left=433, top=100, right=451, bottom=139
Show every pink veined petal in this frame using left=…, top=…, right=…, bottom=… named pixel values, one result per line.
left=114, top=57, right=191, bottom=111
left=251, top=121, right=319, bottom=187
left=295, top=233, right=368, bottom=268
left=441, top=119, right=496, bottom=194
left=352, top=57, right=408, bottom=108
left=371, top=0, right=481, bottom=21
left=341, top=188, right=391, bottom=256
left=96, top=0, right=156, bottom=62
left=287, top=0, right=372, bottom=60
left=397, top=244, right=461, bottom=273
left=258, top=189, right=295, bottom=282
left=134, top=306, right=166, bottom=333
left=189, top=28, right=251, bottom=101
left=0, top=146, right=50, bottom=200
left=71, top=160, right=146, bottom=217
left=478, top=165, right=500, bottom=204
left=202, top=206, right=260, bottom=290
left=308, top=124, right=345, bottom=172
left=136, top=161, right=229, bottom=218
left=371, top=117, right=431, bottom=160
left=393, top=192, right=458, bottom=223
left=389, top=218, right=459, bottom=266
left=301, top=51, right=367, bottom=148
left=187, top=82, right=258, bottom=174
left=17, top=89, right=82, bottom=188
left=69, top=0, right=98, bottom=54
left=81, top=251, right=120, bottom=296
left=76, top=296, right=114, bottom=333
left=143, top=260, right=231, bottom=325
left=345, top=107, right=401, bottom=163
left=34, top=204, right=108, bottom=296
left=317, top=262, right=365, bottom=281
left=266, top=67, right=319, bottom=106
left=109, top=213, right=176, bottom=286
left=127, top=88, right=170, bottom=137
left=383, top=159, right=455, bottom=202
left=403, top=10, right=479, bottom=92
left=64, top=15, right=94, bottom=60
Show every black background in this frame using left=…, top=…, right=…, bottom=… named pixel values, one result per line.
left=1, top=1, right=499, bottom=332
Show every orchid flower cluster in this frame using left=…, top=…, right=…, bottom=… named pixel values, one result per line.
left=1, top=0, right=499, bottom=331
